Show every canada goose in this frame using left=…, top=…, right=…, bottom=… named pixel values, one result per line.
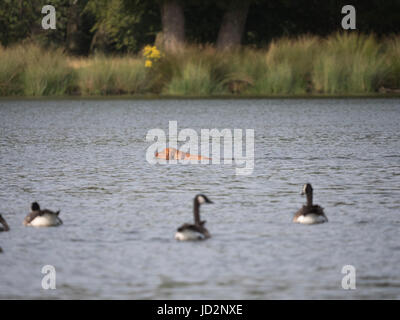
left=293, top=183, right=328, bottom=224
left=175, top=194, right=213, bottom=241
left=23, top=202, right=63, bottom=227
left=0, top=214, right=10, bottom=232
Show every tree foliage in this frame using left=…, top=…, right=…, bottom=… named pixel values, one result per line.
left=85, top=0, right=160, bottom=53
left=1, top=0, right=399, bottom=54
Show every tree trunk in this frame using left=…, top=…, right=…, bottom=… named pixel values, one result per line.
left=217, top=1, right=250, bottom=50
left=161, top=0, right=185, bottom=53
left=66, top=0, right=81, bottom=54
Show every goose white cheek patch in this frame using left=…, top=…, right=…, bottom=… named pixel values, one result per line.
left=197, top=196, right=206, bottom=204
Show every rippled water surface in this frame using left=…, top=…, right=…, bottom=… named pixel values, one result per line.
left=0, top=99, right=399, bottom=299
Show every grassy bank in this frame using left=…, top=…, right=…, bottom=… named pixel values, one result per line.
left=1, top=33, right=400, bottom=97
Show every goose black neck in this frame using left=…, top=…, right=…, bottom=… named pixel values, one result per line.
left=307, top=191, right=313, bottom=207
left=193, top=199, right=201, bottom=225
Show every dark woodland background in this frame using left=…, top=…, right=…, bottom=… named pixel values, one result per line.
left=1, top=0, right=399, bottom=54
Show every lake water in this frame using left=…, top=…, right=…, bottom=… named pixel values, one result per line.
left=0, top=98, right=399, bottom=299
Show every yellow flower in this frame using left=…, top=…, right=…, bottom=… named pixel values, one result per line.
left=150, top=48, right=161, bottom=60
left=143, top=45, right=162, bottom=68
left=143, top=45, right=153, bottom=58
left=145, top=60, right=153, bottom=68
left=143, top=45, right=161, bottom=60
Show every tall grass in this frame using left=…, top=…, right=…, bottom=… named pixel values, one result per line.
left=0, top=44, right=76, bottom=96
left=249, top=36, right=319, bottom=94
left=383, top=36, right=400, bottom=89
left=0, top=45, right=25, bottom=95
left=312, top=33, right=389, bottom=94
left=77, top=56, right=148, bottom=95
left=160, top=46, right=234, bottom=95
left=165, top=61, right=216, bottom=95
left=23, top=45, right=77, bottom=96
left=0, top=33, right=399, bottom=97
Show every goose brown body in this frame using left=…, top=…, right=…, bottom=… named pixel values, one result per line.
left=24, top=202, right=62, bottom=227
